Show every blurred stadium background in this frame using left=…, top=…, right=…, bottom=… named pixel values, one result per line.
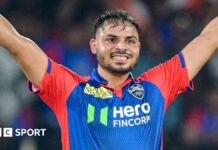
left=0, top=0, right=218, bottom=149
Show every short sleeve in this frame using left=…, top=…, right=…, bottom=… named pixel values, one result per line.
left=139, top=52, right=194, bottom=110
left=28, top=59, right=84, bottom=113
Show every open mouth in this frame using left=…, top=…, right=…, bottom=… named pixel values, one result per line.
left=110, top=53, right=132, bottom=63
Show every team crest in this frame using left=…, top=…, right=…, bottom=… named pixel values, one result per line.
left=128, top=84, right=145, bottom=100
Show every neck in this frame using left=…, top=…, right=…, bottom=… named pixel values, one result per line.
left=98, top=66, right=129, bottom=90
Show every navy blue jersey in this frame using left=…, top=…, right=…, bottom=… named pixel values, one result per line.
left=28, top=52, right=193, bottom=150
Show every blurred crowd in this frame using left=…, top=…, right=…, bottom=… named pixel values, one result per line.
left=0, top=0, right=218, bottom=150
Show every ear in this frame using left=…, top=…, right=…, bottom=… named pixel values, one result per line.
left=138, top=41, right=141, bottom=49
left=90, top=38, right=97, bottom=54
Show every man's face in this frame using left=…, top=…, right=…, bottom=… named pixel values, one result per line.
left=90, top=20, right=141, bottom=75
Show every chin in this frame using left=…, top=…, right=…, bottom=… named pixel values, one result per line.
left=107, top=65, right=133, bottom=75
left=99, top=59, right=137, bottom=75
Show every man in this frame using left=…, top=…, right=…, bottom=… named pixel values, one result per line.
left=0, top=10, right=217, bottom=150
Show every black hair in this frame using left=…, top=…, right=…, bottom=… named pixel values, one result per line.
left=94, top=10, right=141, bottom=35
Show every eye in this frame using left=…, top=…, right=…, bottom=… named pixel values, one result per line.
left=127, top=39, right=136, bottom=44
left=107, top=37, right=116, bottom=43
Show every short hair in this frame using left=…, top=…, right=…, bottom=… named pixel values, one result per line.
left=94, top=10, right=141, bottom=35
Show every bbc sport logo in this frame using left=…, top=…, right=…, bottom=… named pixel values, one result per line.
left=0, top=128, right=46, bottom=137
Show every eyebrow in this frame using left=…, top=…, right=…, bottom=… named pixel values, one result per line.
left=106, top=34, right=117, bottom=38
left=126, top=36, right=138, bottom=40
left=106, top=34, right=138, bottom=40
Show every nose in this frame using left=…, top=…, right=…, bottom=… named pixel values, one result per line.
left=116, top=41, right=127, bottom=51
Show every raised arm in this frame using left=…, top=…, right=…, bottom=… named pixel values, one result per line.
left=0, top=15, right=48, bottom=87
left=182, top=17, right=218, bottom=80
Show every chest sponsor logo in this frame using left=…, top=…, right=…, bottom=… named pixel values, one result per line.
left=84, top=83, right=113, bottom=99
left=128, top=84, right=145, bottom=100
left=87, top=104, right=109, bottom=126
left=87, top=103, right=151, bottom=127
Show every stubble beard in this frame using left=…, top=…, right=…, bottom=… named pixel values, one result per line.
left=96, top=52, right=138, bottom=75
